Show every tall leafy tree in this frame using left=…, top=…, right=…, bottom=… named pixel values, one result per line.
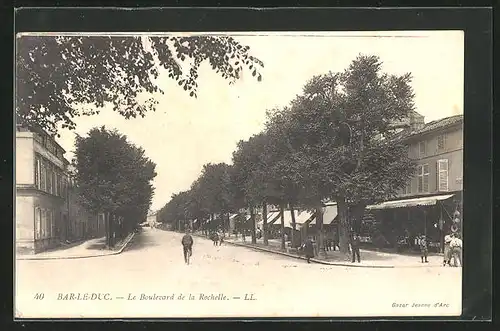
left=282, top=55, right=416, bottom=255
left=73, top=126, right=157, bottom=247
left=16, top=35, right=264, bottom=135
left=231, top=133, right=282, bottom=245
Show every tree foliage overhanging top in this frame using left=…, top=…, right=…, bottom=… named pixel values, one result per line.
left=16, top=35, right=264, bottom=135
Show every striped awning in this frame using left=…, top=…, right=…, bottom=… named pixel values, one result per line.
left=310, top=204, right=338, bottom=225
left=366, top=194, right=454, bottom=210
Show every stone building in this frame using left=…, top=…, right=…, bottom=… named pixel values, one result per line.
left=15, top=124, right=104, bottom=254
left=364, top=114, right=464, bottom=252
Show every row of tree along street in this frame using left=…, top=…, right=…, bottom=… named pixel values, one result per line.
left=73, top=127, right=157, bottom=248
left=17, top=35, right=264, bottom=249
left=158, top=55, right=417, bottom=257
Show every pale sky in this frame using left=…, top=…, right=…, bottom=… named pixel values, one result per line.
left=55, top=31, right=464, bottom=212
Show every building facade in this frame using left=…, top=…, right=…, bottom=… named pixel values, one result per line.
left=398, top=115, right=463, bottom=198
left=16, top=125, right=71, bottom=254
left=16, top=125, right=103, bottom=254
left=361, top=114, right=463, bottom=252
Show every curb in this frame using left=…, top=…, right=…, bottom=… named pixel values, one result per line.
left=223, top=239, right=395, bottom=269
left=187, top=232, right=448, bottom=269
left=191, top=233, right=393, bottom=268
left=17, top=232, right=136, bottom=261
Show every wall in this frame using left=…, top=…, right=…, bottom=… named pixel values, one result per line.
left=32, top=191, right=65, bottom=252
left=400, top=124, right=463, bottom=197
left=15, top=194, right=35, bottom=253
left=16, top=133, right=34, bottom=185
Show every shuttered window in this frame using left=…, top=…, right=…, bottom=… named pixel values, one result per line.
left=419, top=141, right=426, bottom=157
left=40, top=160, right=47, bottom=192
left=417, top=164, right=429, bottom=193
left=437, top=134, right=447, bottom=152
left=437, top=159, right=449, bottom=192
left=35, top=207, right=41, bottom=240
left=34, top=156, right=41, bottom=189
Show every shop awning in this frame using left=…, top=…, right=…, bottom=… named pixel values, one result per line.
left=310, top=204, right=338, bottom=225
left=280, top=210, right=314, bottom=228
left=257, top=211, right=280, bottom=226
left=365, top=194, right=454, bottom=210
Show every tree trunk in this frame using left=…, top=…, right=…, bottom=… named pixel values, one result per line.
left=316, top=204, right=325, bottom=257
left=250, top=207, right=257, bottom=244
left=262, top=201, right=268, bottom=245
left=280, top=204, right=285, bottom=250
left=290, top=204, right=297, bottom=248
left=105, top=212, right=111, bottom=248
left=109, top=213, right=115, bottom=248
left=338, top=196, right=351, bottom=258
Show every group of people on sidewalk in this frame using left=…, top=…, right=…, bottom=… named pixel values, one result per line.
left=210, top=229, right=225, bottom=246
left=299, top=233, right=363, bottom=264
left=416, top=233, right=462, bottom=267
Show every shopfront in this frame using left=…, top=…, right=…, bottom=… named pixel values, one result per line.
left=363, top=193, right=461, bottom=253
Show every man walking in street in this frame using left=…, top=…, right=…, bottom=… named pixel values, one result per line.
left=350, top=233, right=361, bottom=263
left=181, top=229, right=194, bottom=265
left=449, top=234, right=462, bottom=267
left=302, top=236, right=314, bottom=263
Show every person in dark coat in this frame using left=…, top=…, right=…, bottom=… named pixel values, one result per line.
left=181, top=229, right=194, bottom=264
left=350, top=233, right=361, bottom=263
left=302, top=237, right=314, bottom=263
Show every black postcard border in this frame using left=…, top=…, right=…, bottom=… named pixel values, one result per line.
left=2, top=5, right=494, bottom=328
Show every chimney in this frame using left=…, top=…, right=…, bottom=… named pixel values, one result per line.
left=409, top=111, right=425, bottom=130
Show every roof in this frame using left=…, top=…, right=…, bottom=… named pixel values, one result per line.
left=391, top=115, right=463, bottom=142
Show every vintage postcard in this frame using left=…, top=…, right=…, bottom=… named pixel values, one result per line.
left=15, top=30, right=463, bottom=319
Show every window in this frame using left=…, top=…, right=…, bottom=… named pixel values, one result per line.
left=404, top=182, right=412, bottom=195
left=40, top=160, right=47, bottom=192
left=54, top=172, right=59, bottom=196
left=49, top=210, right=55, bottom=238
left=51, top=168, right=57, bottom=195
left=437, top=134, right=447, bottom=152
left=46, top=165, right=53, bottom=194
left=437, top=159, right=449, bottom=192
left=41, top=209, right=47, bottom=239
left=419, top=141, right=426, bottom=157
left=34, top=207, right=41, bottom=240
left=417, top=164, right=429, bottom=193
left=34, top=156, right=41, bottom=189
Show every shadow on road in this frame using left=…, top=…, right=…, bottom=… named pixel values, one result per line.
left=122, top=232, right=160, bottom=252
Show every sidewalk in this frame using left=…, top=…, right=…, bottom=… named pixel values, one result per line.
left=193, top=232, right=451, bottom=268
left=17, top=233, right=135, bottom=260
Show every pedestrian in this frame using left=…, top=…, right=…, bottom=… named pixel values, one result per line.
left=449, top=234, right=462, bottom=267
left=218, top=230, right=224, bottom=246
left=350, top=233, right=361, bottom=263
left=443, top=233, right=453, bottom=266
left=302, top=237, right=315, bottom=263
left=418, top=235, right=429, bottom=263
left=181, top=229, right=194, bottom=265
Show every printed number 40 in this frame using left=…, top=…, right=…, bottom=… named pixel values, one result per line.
left=34, top=293, right=44, bottom=300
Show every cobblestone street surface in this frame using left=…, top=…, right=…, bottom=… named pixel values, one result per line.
left=16, top=228, right=462, bottom=318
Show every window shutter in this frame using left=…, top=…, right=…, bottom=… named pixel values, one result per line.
left=34, top=157, right=40, bottom=189
left=35, top=207, right=41, bottom=240
left=423, top=164, right=429, bottom=192
left=438, top=159, right=449, bottom=191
